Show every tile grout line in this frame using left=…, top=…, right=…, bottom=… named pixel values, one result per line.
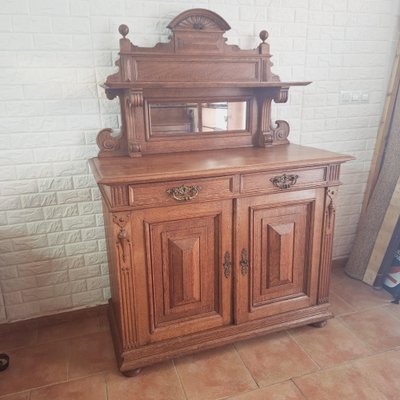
left=232, top=343, right=260, bottom=389
left=290, top=378, right=308, bottom=400
left=172, top=359, right=189, bottom=400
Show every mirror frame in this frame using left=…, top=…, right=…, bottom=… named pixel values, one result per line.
left=145, top=96, right=253, bottom=141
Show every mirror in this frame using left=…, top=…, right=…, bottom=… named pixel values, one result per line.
left=149, top=101, right=248, bottom=136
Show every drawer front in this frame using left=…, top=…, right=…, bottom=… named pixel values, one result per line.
left=240, top=167, right=326, bottom=194
left=129, top=176, right=236, bottom=208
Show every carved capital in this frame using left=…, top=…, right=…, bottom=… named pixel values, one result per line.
left=127, top=89, right=143, bottom=108
left=274, top=87, right=289, bottom=103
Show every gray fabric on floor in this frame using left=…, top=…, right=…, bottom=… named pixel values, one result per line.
left=344, top=87, right=400, bottom=280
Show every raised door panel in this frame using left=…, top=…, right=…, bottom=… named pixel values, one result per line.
left=132, top=200, right=232, bottom=344
left=235, top=189, right=324, bottom=323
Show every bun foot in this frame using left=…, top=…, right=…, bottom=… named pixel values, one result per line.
left=310, top=320, right=327, bottom=328
left=122, top=368, right=142, bottom=377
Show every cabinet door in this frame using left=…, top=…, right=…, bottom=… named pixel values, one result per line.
left=235, top=189, right=324, bottom=323
left=132, top=200, right=233, bottom=344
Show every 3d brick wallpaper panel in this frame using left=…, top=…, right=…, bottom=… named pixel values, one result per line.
left=0, top=0, right=399, bottom=322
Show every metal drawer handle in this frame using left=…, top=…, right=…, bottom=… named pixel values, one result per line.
left=166, top=184, right=201, bottom=201
left=270, top=173, right=298, bottom=189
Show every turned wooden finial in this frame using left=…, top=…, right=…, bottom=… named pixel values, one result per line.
left=259, top=30, right=269, bottom=43
left=118, top=24, right=129, bottom=38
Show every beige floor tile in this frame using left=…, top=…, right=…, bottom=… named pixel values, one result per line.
left=106, top=361, right=185, bottom=400
left=0, top=328, right=37, bottom=352
left=36, top=315, right=101, bottom=344
left=235, top=332, right=318, bottom=387
left=331, top=273, right=391, bottom=311
left=340, top=306, right=400, bottom=351
left=290, top=318, right=370, bottom=368
left=0, top=342, right=68, bottom=396
left=352, top=349, right=400, bottom=400
left=227, top=380, right=306, bottom=399
left=68, top=331, right=117, bottom=379
left=30, top=374, right=107, bottom=400
left=294, top=364, right=387, bottom=400
left=175, top=345, right=257, bottom=400
left=329, top=290, right=356, bottom=316
left=385, top=302, right=400, bottom=319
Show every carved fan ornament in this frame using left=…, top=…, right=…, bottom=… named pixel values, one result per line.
left=171, top=14, right=222, bottom=31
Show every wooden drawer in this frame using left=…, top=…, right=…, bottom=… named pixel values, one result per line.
left=129, top=176, right=236, bottom=208
left=240, top=167, right=326, bottom=194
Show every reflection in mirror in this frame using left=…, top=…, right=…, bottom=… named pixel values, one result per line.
left=149, top=101, right=247, bottom=136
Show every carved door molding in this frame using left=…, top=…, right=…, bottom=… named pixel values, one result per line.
left=235, top=189, right=324, bottom=323
left=131, top=200, right=233, bottom=344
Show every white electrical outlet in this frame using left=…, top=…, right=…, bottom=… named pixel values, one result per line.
left=340, top=90, right=369, bottom=104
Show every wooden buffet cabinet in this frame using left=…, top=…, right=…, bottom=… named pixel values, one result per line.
left=89, top=9, right=353, bottom=375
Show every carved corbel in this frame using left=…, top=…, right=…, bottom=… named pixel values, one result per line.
left=122, top=89, right=144, bottom=158
left=256, top=94, right=290, bottom=147
left=274, top=87, right=289, bottom=103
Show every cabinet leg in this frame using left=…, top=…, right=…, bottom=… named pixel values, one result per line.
left=310, top=320, right=327, bottom=328
left=122, top=368, right=142, bottom=377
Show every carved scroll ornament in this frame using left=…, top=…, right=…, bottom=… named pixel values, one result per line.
left=97, top=128, right=123, bottom=153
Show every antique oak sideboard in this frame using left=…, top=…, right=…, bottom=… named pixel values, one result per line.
left=89, top=9, right=353, bottom=376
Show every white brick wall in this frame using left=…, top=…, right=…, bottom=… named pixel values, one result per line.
left=0, top=0, right=399, bottom=322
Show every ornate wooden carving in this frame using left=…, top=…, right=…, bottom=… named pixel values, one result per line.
left=318, top=188, right=338, bottom=304
left=95, top=8, right=311, bottom=157
left=112, top=213, right=136, bottom=351
left=96, top=128, right=127, bottom=157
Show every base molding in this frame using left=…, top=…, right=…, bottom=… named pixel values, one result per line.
left=108, top=300, right=332, bottom=373
left=0, top=304, right=108, bottom=334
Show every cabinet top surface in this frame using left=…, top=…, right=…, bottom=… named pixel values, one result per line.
left=90, top=144, right=353, bottom=185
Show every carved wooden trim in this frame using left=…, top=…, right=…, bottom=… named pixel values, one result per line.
left=112, top=213, right=137, bottom=350
left=111, top=185, right=129, bottom=207
left=327, top=164, right=341, bottom=185
left=256, top=94, right=290, bottom=147
left=318, top=188, right=338, bottom=304
left=274, top=87, right=289, bottom=103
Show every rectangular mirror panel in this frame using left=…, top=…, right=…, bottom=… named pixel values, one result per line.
left=149, top=101, right=247, bottom=136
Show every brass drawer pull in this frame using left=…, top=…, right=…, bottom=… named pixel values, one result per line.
left=270, top=173, right=298, bottom=189
left=166, top=185, right=201, bottom=201
left=223, top=251, right=231, bottom=278
left=240, top=248, right=249, bottom=275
